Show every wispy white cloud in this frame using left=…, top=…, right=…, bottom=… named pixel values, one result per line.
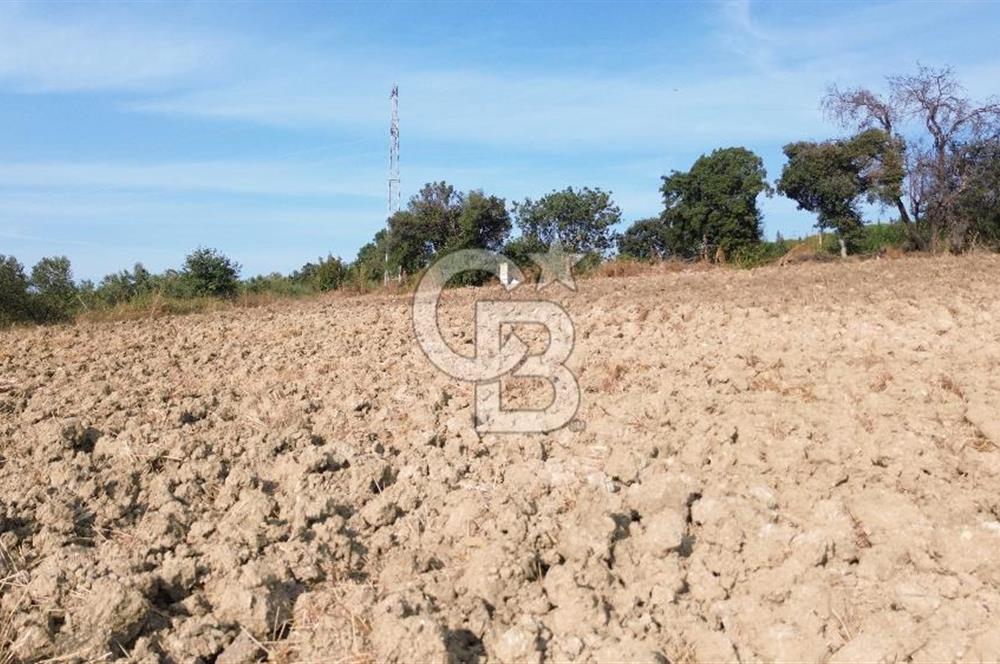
left=4, top=0, right=990, bottom=151
left=131, top=3, right=991, bottom=152
left=715, top=0, right=987, bottom=80
left=136, top=66, right=831, bottom=151
left=0, top=3, right=229, bottom=92
left=0, top=159, right=385, bottom=198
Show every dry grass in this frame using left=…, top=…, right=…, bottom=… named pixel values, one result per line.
left=601, top=363, right=627, bottom=393
left=848, top=510, right=873, bottom=549
left=778, top=242, right=837, bottom=266
left=749, top=375, right=817, bottom=402
left=75, top=288, right=369, bottom=325
left=588, top=258, right=695, bottom=279
left=869, top=371, right=893, bottom=393
left=270, top=580, right=376, bottom=664
left=0, top=542, right=31, bottom=664
left=671, top=640, right=699, bottom=664
left=16, top=249, right=844, bottom=330
left=0, top=592, right=24, bottom=664
left=969, top=433, right=998, bottom=453
left=593, top=259, right=656, bottom=278
left=939, top=374, right=966, bottom=399
left=77, top=293, right=257, bottom=323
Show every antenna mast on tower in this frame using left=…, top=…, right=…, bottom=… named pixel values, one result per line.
left=384, top=84, right=400, bottom=284
left=389, top=84, right=401, bottom=216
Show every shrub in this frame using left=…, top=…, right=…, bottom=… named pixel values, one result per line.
left=181, top=248, right=241, bottom=298
left=0, top=255, right=32, bottom=326
left=299, top=255, right=348, bottom=292
left=243, top=273, right=311, bottom=297
left=29, top=256, right=78, bottom=323
left=858, top=222, right=909, bottom=254
left=96, top=263, right=154, bottom=305
left=730, top=240, right=791, bottom=268
left=618, top=218, right=671, bottom=261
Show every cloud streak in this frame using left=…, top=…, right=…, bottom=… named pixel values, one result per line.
left=0, top=3, right=228, bottom=92
left=0, top=160, right=385, bottom=199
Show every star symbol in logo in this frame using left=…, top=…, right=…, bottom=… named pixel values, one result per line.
left=530, top=244, right=585, bottom=291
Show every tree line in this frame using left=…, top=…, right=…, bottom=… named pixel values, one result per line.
left=2, top=64, right=998, bottom=327
left=361, top=64, right=1000, bottom=270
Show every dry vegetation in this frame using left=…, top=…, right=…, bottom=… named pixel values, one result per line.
left=2, top=255, right=1000, bottom=662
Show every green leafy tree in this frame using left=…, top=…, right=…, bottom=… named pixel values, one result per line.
left=777, top=129, right=905, bottom=256
left=0, top=255, right=32, bottom=326
left=406, top=182, right=466, bottom=272
left=296, top=254, right=348, bottom=291
left=29, top=256, right=78, bottom=322
left=500, top=235, right=548, bottom=281
left=380, top=182, right=512, bottom=278
left=181, top=247, right=241, bottom=298
left=958, top=140, right=1000, bottom=246
left=512, top=186, right=620, bottom=256
left=660, top=147, right=771, bottom=260
left=445, top=190, right=514, bottom=285
left=353, top=229, right=390, bottom=285
left=385, top=182, right=462, bottom=275
left=452, top=190, right=512, bottom=253
left=386, top=209, right=436, bottom=275
left=618, top=217, right=671, bottom=261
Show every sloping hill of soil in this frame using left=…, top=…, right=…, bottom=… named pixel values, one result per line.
left=2, top=255, right=999, bottom=662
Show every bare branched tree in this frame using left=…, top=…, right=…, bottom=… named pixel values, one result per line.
left=823, top=65, right=1000, bottom=251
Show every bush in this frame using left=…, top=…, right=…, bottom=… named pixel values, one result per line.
left=729, top=240, right=791, bottom=268
left=618, top=217, right=671, bottom=261
left=298, top=255, right=348, bottom=292
left=181, top=248, right=241, bottom=298
left=0, top=255, right=32, bottom=326
left=29, top=256, right=79, bottom=322
left=858, top=222, right=909, bottom=254
left=243, top=273, right=311, bottom=297
left=95, top=263, right=154, bottom=305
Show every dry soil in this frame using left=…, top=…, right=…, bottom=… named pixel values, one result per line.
left=2, top=255, right=1000, bottom=663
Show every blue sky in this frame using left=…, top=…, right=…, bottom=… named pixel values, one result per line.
left=2, top=1, right=999, bottom=280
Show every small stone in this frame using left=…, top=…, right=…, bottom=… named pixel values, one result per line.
left=489, top=617, right=543, bottom=664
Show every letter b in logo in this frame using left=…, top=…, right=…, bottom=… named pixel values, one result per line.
left=412, top=250, right=580, bottom=433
